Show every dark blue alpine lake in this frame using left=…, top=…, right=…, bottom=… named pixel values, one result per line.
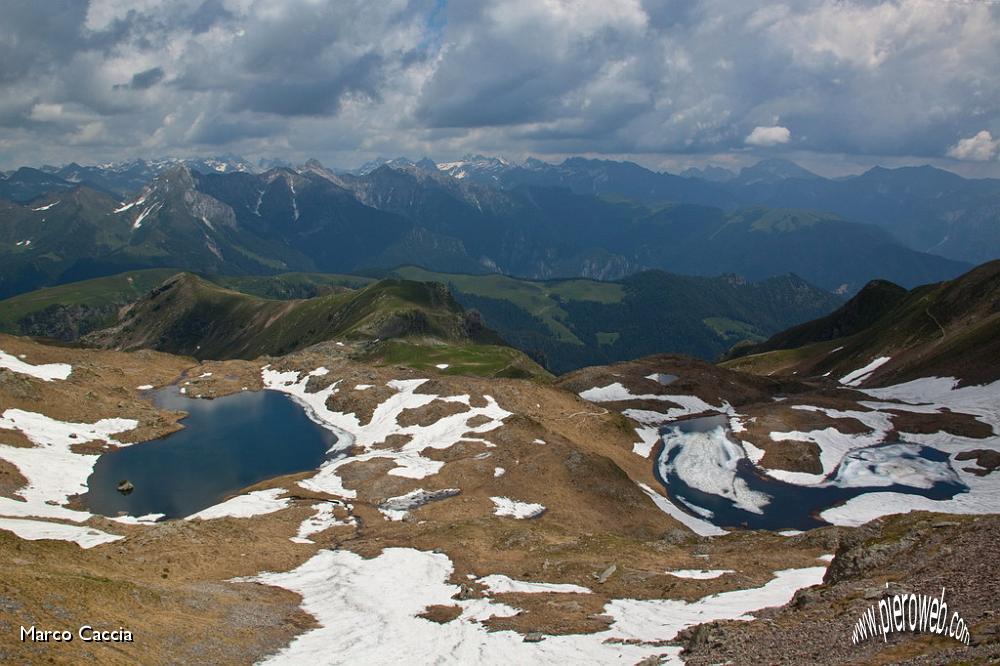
left=86, top=388, right=336, bottom=519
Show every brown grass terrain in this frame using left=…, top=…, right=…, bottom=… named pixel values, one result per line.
left=0, top=336, right=997, bottom=663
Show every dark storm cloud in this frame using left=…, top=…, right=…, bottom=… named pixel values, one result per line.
left=0, top=1, right=89, bottom=83
left=185, top=0, right=235, bottom=34
left=226, top=52, right=385, bottom=116
left=0, top=0, right=996, bottom=173
left=115, top=66, right=165, bottom=90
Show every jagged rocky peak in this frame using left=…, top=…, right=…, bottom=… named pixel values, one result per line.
left=436, top=154, right=512, bottom=179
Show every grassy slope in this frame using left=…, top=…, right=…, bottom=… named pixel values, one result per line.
left=723, top=260, right=1000, bottom=384
left=390, top=265, right=624, bottom=345
left=0, top=268, right=177, bottom=333
left=365, top=340, right=550, bottom=380
left=0, top=269, right=376, bottom=335
left=723, top=279, right=909, bottom=360
left=82, top=273, right=549, bottom=379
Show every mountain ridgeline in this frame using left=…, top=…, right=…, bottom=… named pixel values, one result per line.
left=84, top=273, right=503, bottom=361
left=724, top=260, right=1000, bottom=386
left=389, top=266, right=843, bottom=373
left=2, top=265, right=841, bottom=373
left=0, top=156, right=976, bottom=300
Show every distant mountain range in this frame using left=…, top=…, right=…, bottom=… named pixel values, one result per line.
left=0, top=154, right=976, bottom=300
left=6, top=154, right=996, bottom=270
left=430, top=155, right=1000, bottom=265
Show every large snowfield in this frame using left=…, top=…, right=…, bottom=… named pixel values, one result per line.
left=246, top=546, right=828, bottom=665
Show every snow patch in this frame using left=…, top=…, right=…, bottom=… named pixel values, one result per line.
left=108, top=512, right=164, bottom=525
left=864, top=376, right=1000, bottom=433
left=244, top=546, right=825, bottom=664
left=131, top=201, right=162, bottom=230
left=632, top=425, right=660, bottom=458
left=478, top=574, right=591, bottom=595
left=490, top=496, right=545, bottom=519
left=0, top=518, right=122, bottom=548
left=31, top=201, right=59, bottom=211
left=665, top=569, right=734, bottom=579
left=262, top=368, right=511, bottom=499
left=839, top=356, right=891, bottom=387
left=0, top=409, right=137, bottom=523
left=0, top=350, right=72, bottom=381
left=186, top=488, right=289, bottom=521
left=637, top=483, right=727, bottom=537
left=291, top=503, right=353, bottom=543
left=114, top=192, right=148, bottom=213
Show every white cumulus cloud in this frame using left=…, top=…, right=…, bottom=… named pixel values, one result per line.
left=947, top=131, right=1000, bottom=162
left=745, top=125, right=791, bottom=147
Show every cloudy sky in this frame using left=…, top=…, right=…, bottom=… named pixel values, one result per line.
left=2, top=0, right=998, bottom=176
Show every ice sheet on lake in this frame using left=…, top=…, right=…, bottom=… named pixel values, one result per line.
left=822, top=429, right=1000, bottom=525
left=766, top=405, right=893, bottom=485
left=659, top=425, right=771, bottom=515
left=828, top=444, right=959, bottom=489
left=0, top=349, right=72, bottom=381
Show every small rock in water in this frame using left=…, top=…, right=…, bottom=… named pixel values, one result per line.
left=117, top=479, right=135, bottom=495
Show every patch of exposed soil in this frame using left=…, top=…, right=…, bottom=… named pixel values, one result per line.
left=0, top=459, right=27, bottom=500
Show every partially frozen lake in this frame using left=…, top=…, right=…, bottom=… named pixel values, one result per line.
left=86, top=388, right=336, bottom=519
left=655, top=415, right=967, bottom=531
